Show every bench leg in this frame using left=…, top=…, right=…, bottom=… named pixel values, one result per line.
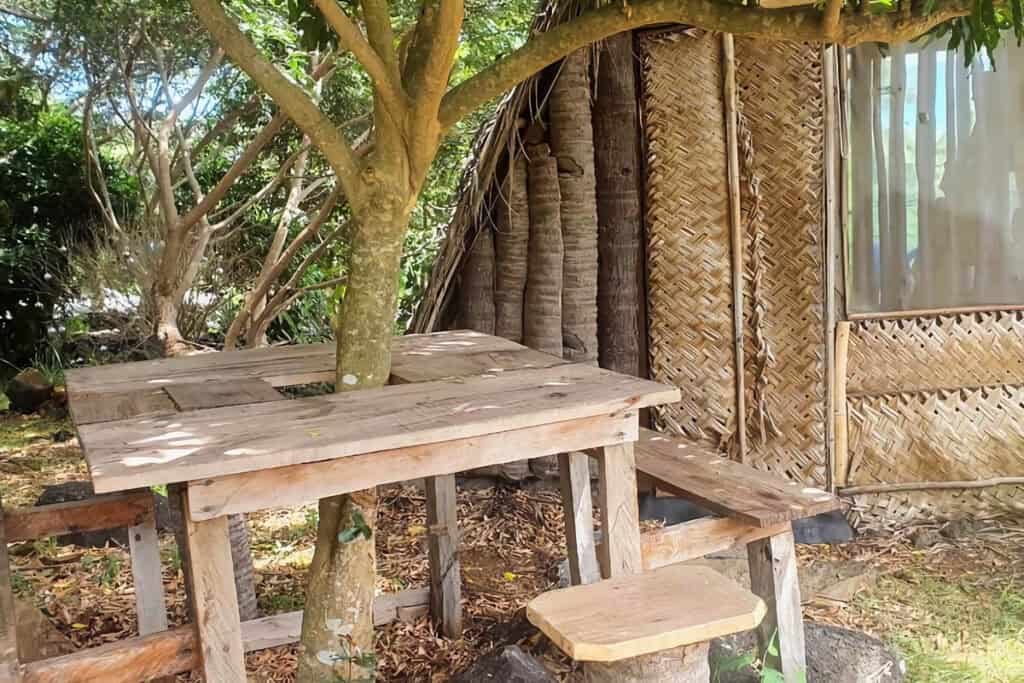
left=596, top=442, right=643, bottom=579
left=128, top=514, right=169, bottom=636
left=183, top=492, right=246, bottom=682
left=558, top=452, right=600, bottom=585
left=0, top=497, right=22, bottom=681
left=425, top=474, right=462, bottom=638
left=747, top=529, right=806, bottom=682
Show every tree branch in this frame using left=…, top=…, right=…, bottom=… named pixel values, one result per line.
left=439, top=0, right=974, bottom=130
left=189, top=0, right=364, bottom=203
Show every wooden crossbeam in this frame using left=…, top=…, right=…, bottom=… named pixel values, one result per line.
left=4, top=491, right=154, bottom=544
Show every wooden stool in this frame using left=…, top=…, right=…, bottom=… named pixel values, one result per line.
left=527, top=564, right=765, bottom=682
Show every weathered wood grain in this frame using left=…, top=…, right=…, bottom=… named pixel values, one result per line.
left=527, top=564, right=766, bottom=662
left=82, top=363, right=674, bottom=493
left=390, top=347, right=564, bottom=384
left=747, top=530, right=806, bottom=682
left=128, top=515, right=169, bottom=636
left=0, top=495, right=22, bottom=682
left=183, top=494, right=245, bottom=682
left=558, top=452, right=600, bottom=585
left=635, top=429, right=840, bottom=527
left=188, top=413, right=636, bottom=520
left=596, top=442, right=643, bottom=579
left=164, top=379, right=283, bottom=412
left=5, top=490, right=154, bottom=543
left=68, top=388, right=178, bottom=426
left=425, top=475, right=461, bottom=638
left=615, top=517, right=788, bottom=572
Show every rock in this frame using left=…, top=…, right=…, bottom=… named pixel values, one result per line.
left=711, top=622, right=905, bottom=683
left=7, top=368, right=53, bottom=413
left=34, top=481, right=177, bottom=547
left=909, top=527, right=943, bottom=549
left=451, top=645, right=557, bottom=683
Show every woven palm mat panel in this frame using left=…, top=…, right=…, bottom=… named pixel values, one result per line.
left=639, top=29, right=736, bottom=447
left=847, top=385, right=1024, bottom=526
left=734, top=38, right=828, bottom=485
left=847, top=311, right=1024, bottom=395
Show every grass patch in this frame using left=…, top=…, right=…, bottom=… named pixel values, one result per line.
left=0, top=414, right=69, bottom=453
left=855, top=570, right=1024, bottom=682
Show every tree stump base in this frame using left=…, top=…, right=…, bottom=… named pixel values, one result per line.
left=584, top=642, right=711, bottom=683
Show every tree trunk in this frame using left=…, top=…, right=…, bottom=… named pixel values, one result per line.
left=494, top=156, right=531, bottom=342
left=523, top=143, right=564, bottom=357
left=593, top=32, right=644, bottom=378
left=549, top=50, right=600, bottom=363
left=297, top=191, right=410, bottom=683
left=459, top=227, right=496, bottom=333
left=584, top=642, right=710, bottom=682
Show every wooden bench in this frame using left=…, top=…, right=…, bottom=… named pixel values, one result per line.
left=528, top=564, right=766, bottom=682
left=628, top=428, right=843, bottom=682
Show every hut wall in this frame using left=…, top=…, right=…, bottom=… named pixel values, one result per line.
left=639, top=30, right=828, bottom=485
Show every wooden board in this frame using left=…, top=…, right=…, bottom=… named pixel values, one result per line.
left=164, top=379, right=283, bottom=412
left=188, top=413, right=636, bottom=520
left=69, top=388, right=177, bottom=426
left=65, top=331, right=522, bottom=400
left=558, top=452, right=600, bottom=585
left=390, top=347, right=564, bottom=384
left=81, top=364, right=675, bottom=493
left=635, top=429, right=840, bottom=527
left=748, top=531, right=807, bottom=680
left=626, top=517, right=789, bottom=571
left=127, top=516, right=168, bottom=636
left=527, top=564, right=766, bottom=662
left=425, top=475, right=461, bottom=638
left=596, top=443, right=643, bottom=579
left=5, top=490, right=154, bottom=543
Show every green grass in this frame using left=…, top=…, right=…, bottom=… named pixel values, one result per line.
left=855, top=572, right=1024, bottom=682
left=0, top=414, right=70, bottom=453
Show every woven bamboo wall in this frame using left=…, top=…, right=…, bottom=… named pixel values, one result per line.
left=845, top=312, right=1024, bottom=524
left=640, top=31, right=827, bottom=484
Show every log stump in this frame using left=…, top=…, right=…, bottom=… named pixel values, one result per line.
left=584, top=642, right=710, bottom=682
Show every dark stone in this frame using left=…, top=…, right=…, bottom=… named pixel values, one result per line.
left=50, top=429, right=74, bottom=443
left=638, top=495, right=855, bottom=545
left=711, top=622, right=905, bottom=683
left=34, top=481, right=177, bottom=548
left=7, top=368, right=53, bottom=413
left=451, top=645, right=557, bottom=683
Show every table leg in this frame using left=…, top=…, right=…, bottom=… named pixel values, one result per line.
left=425, top=474, right=462, bottom=638
left=596, top=442, right=643, bottom=578
left=128, top=512, right=169, bottom=636
left=183, top=491, right=247, bottom=682
left=557, top=452, right=600, bottom=585
left=747, top=529, right=807, bottom=682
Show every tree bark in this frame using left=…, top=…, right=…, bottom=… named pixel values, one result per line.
left=549, top=50, right=599, bottom=363
left=523, top=143, right=565, bottom=357
left=494, top=156, right=531, bottom=342
left=593, top=32, right=645, bottom=378
left=584, top=642, right=710, bottom=682
left=459, top=227, right=496, bottom=333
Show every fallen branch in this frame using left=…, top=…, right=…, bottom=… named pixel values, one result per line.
left=840, top=477, right=1024, bottom=496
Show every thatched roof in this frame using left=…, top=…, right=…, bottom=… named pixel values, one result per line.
left=409, top=1, right=583, bottom=333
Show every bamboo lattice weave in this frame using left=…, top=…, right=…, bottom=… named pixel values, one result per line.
left=640, top=31, right=736, bottom=448
left=734, top=38, right=827, bottom=485
left=847, top=385, right=1024, bottom=525
left=847, top=311, right=1024, bottom=395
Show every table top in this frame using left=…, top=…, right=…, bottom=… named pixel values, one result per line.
left=66, top=332, right=680, bottom=493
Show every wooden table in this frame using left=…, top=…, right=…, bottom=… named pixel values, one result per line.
left=65, top=331, right=679, bottom=682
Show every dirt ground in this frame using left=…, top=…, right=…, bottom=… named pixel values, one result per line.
left=3, top=411, right=1023, bottom=682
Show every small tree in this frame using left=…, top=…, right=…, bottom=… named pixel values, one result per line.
left=189, top=0, right=1021, bottom=679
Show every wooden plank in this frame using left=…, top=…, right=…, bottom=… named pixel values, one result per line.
left=5, top=490, right=154, bottom=543
left=558, top=452, right=600, bottom=585
left=833, top=322, right=851, bottom=486
left=823, top=44, right=840, bottom=493
left=635, top=429, right=840, bottom=527
left=182, top=494, right=245, bottom=682
left=189, top=413, right=636, bottom=520
left=747, top=530, right=806, bottom=682
left=624, top=517, right=789, bottom=571
left=595, top=442, right=643, bottom=579
left=65, top=331, right=522, bottom=399
left=424, top=475, right=461, bottom=638
left=164, top=379, right=283, bottom=412
left=128, top=515, right=168, bottom=636
left=68, top=388, right=177, bottom=426
left=82, top=363, right=675, bottom=493
left=527, top=564, right=766, bottom=662
left=0, top=496, right=23, bottom=682
left=390, top=347, right=563, bottom=385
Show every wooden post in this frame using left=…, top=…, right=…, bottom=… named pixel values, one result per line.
left=889, top=45, right=909, bottom=307
left=833, top=321, right=851, bottom=487
left=182, top=493, right=246, bottom=682
left=822, top=44, right=841, bottom=492
left=595, top=442, right=643, bottom=579
left=558, top=452, right=600, bottom=585
left=425, top=475, right=462, bottom=638
left=916, top=43, right=938, bottom=309
left=128, top=511, right=169, bottom=636
left=870, top=47, right=894, bottom=311
left=0, top=496, right=23, bottom=682
left=722, top=33, right=748, bottom=464
left=747, top=530, right=806, bottom=683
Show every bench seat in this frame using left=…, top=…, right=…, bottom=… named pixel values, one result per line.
left=634, top=428, right=841, bottom=528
